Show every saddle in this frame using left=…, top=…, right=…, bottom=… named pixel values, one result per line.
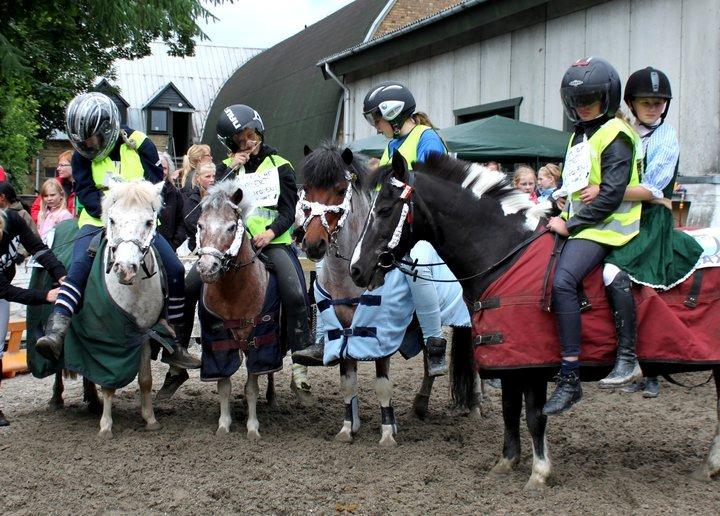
left=471, top=232, right=720, bottom=379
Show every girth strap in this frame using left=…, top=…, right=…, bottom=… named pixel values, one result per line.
left=327, top=326, right=377, bottom=341
left=211, top=332, right=277, bottom=352
left=684, top=269, right=703, bottom=309
left=317, top=294, right=381, bottom=312
left=473, top=332, right=504, bottom=346
left=223, top=313, right=276, bottom=330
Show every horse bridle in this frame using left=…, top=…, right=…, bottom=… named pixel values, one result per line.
left=105, top=207, right=158, bottom=277
left=298, top=171, right=354, bottom=247
left=196, top=198, right=261, bottom=274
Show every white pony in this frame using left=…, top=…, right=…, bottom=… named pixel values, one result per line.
left=96, top=180, right=167, bottom=438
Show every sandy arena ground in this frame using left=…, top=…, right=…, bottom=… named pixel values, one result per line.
left=0, top=353, right=718, bottom=514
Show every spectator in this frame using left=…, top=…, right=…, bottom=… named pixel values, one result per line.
left=537, top=163, right=561, bottom=202
left=157, top=152, right=186, bottom=251
left=485, top=161, right=501, bottom=171
left=513, top=165, right=538, bottom=202
left=31, top=150, right=78, bottom=223
left=0, top=182, right=37, bottom=236
left=182, top=162, right=215, bottom=251
left=179, top=144, right=213, bottom=197
left=36, top=179, right=74, bottom=240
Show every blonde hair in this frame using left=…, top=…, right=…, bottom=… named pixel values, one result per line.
left=193, top=162, right=216, bottom=192
left=180, top=144, right=211, bottom=187
left=411, top=112, right=436, bottom=129
left=512, top=165, right=536, bottom=187
left=58, top=150, right=73, bottom=164
left=39, top=179, right=67, bottom=217
left=538, top=163, right=561, bottom=187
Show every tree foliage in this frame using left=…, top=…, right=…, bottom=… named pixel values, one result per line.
left=0, top=0, right=227, bottom=189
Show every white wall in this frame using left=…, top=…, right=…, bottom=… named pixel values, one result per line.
left=347, top=0, right=720, bottom=175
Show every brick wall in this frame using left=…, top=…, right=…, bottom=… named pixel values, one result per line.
left=25, top=140, right=74, bottom=194
left=373, top=0, right=459, bottom=38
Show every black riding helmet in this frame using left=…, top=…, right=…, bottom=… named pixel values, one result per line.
left=624, top=67, right=672, bottom=122
left=216, top=104, right=265, bottom=153
left=362, top=81, right=416, bottom=134
left=560, top=57, right=621, bottom=124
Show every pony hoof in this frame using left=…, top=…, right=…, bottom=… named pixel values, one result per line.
left=690, top=466, right=715, bottom=482
left=413, top=394, right=429, bottom=420
left=335, top=429, right=353, bottom=443
left=145, top=421, right=161, bottom=432
left=247, top=429, right=261, bottom=441
left=469, top=406, right=483, bottom=420
left=216, top=426, right=230, bottom=437
left=379, top=434, right=397, bottom=447
left=98, top=429, right=113, bottom=440
left=523, top=477, right=549, bottom=493
left=490, top=457, right=519, bottom=475
left=48, top=399, right=64, bottom=411
left=291, top=383, right=315, bottom=407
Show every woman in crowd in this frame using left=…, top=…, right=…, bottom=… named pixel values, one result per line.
left=0, top=204, right=67, bottom=426
left=182, top=162, right=216, bottom=252
left=179, top=144, right=213, bottom=197
left=543, top=57, right=642, bottom=416
left=158, top=152, right=186, bottom=251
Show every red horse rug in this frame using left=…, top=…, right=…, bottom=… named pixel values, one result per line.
left=472, top=232, right=720, bottom=376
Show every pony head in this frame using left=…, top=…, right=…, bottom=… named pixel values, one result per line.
left=102, top=180, right=163, bottom=285
left=298, top=142, right=366, bottom=261
left=196, top=179, right=255, bottom=283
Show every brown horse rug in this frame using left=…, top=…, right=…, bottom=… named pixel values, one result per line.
left=472, top=232, right=720, bottom=378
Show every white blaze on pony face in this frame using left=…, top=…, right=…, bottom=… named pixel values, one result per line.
left=102, top=181, right=163, bottom=285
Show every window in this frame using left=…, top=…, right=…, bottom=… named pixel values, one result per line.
left=150, top=109, right=168, bottom=132
left=454, top=97, right=523, bottom=124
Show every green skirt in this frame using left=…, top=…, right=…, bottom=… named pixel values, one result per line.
left=606, top=202, right=702, bottom=289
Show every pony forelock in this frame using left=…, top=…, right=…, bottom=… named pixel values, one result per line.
left=102, top=181, right=162, bottom=223
left=202, top=178, right=257, bottom=221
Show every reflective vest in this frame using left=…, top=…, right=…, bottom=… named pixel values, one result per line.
left=378, top=125, right=442, bottom=169
left=77, top=131, right=148, bottom=228
left=565, top=118, right=642, bottom=247
left=223, top=154, right=294, bottom=245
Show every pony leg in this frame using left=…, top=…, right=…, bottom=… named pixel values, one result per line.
left=470, top=372, right=484, bottom=420
left=266, top=373, right=277, bottom=408
left=216, top=377, right=232, bottom=435
left=336, top=359, right=359, bottom=442
left=291, top=362, right=315, bottom=407
left=693, top=369, right=720, bottom=481
left=83, top=378, right=102, bottom=415
left=413, top=351, right=435, bottom=420
left=490, top=376, right=523, bottom=475
left=523, top=378, right=551, bottom=490
left=98, top=388, right=116, bottom=439
left=138, top=342, right=159, bottom=431
left=49, top=371, right=64, bottom=410
left=376, top=357, right=396, bottom=447
left=245, top=374, right=261, bottom=440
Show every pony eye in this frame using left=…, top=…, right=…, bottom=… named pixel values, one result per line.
left=145, top=220, right=153, bottom=228
left=197, top=223, right=204, bottom=231
left=228, top=224, right=237, bottom=233
left=109, top=218, right=115, bottom=226
left=377, top=206, right=393, bottom=217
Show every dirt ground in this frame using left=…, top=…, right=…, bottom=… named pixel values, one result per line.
left=0, top=352, right=718, bottom=514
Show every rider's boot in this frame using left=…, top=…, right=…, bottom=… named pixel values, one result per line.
left=426, top=336, right=448, bottom=377
left=643, top=376, right=660, bottom=398
left=161, top=323, right=201, bottom=370
left=291, top=337, right=325, bottom=367
left=157, top=368, right=190, bottom=401
left=598, top=273, right=642, bottom=388
left=36, top=312, right=72, bottom=361
left=543, top=368, right=582, bottom=415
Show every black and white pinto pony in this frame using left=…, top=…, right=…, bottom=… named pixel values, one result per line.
left=349, top=152, right=720, bottom=488
left=298, top=143, right=480, bottom=447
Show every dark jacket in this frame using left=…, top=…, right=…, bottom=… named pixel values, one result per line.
left=158, top=180, right=186, bottom=250
left=72, top=126, right=163, bottom=221
left=183, top=187, right=202, bottom=251
left=217, top=144, right=297, bottom=238
left=565, top=116, right=634, bottom=234
left=0, top=209, right=66, bottom=304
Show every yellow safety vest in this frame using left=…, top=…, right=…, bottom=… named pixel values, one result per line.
left=564, top=118, right=642, bottom=247
left=378, top=125, right=440, bottom=170
left=240, top=154, right=294, bottom=245
left=77, top=131, right=148, bottom=228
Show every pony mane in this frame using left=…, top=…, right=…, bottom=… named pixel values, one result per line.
left=201, top=177, right=257, bottom=221
left=101, top=181, right=162, bottom=223
left=299, top=140, right=369, bottom=190
left=375, top=153, right=551, bottom=231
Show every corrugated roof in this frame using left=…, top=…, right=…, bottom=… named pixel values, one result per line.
left=106, top=42, right=263, bottom=139
left=202, top=0, right=389, bottom=172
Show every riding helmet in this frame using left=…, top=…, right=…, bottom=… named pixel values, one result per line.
left=624, top=67, right=672, bottom=121
left=560, top=57, right=621, bottom=123
left=216, top=104, right=265, bottom=152
left=362, top=81, right=416, bottom=133
left=65, top=92, right=121, bottom=161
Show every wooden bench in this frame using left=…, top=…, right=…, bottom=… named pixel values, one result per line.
left=2, top=319, right=27, bottom=378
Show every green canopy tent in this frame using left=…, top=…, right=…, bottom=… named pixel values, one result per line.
left=348, top=115, right=570, bottom=162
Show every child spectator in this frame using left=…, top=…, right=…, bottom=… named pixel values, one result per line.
left=513, top=165, right=538, bottom=202
left=537, top=163, right=561, bottom=202
left=36, top=179, right=74, bottom=240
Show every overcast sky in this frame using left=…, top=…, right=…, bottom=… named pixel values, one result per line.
left=197, top=0, right=355, bottom=48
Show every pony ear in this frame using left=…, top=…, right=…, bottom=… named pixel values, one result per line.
left=341, top=148, right=353, bottom=166
left=152, top=181, right=164, bottom=197
left=303, top=145, right=313, bottom=157
left=230, top=187, right=244, bottom=206
left=391, top=151, right=409, bottom=182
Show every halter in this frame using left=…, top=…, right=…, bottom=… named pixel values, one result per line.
left=298, top=171, right=354, bottom=245
left=105, top=206, right=158, bottom=276
left=196, top=198, right=260, bottom=274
